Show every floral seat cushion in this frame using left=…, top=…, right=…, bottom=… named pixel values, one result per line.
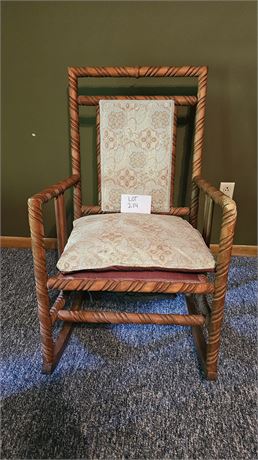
left=57, top=213, right=215, bottom=273
left=99, top=100, right=174, bottom=212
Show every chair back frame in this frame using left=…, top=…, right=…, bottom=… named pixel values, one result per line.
left=68, top=66, right=208, bottom=223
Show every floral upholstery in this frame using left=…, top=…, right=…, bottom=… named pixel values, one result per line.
left=57, top=214, right=215, bottom=273
left=99, top=100, right=174, bottom=212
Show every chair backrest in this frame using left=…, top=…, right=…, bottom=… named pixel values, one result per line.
left=99, top=99, right=174, bottom=212
left=68, top=66, right=208, bottom=219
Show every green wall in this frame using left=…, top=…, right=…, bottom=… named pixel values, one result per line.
left=2, top=1, right=257, bottom=244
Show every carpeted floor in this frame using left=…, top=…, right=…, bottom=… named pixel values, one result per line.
left=1, top=248, right=257, bottom=459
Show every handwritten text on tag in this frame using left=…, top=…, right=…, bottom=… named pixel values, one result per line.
left=121, top=194, right=152, bottom=214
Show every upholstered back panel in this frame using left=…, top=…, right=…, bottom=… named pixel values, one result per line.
left=99, top=99, right=174, bottom=212
left=68, top=66, right=208, bottom=220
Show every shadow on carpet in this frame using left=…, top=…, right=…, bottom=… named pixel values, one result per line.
left=1, top=249, right=257, bottom=459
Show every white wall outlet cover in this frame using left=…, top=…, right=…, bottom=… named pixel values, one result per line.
left=219, top=182, right=235, bottom=199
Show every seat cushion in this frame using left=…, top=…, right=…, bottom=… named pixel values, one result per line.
left=57, top=213, right=215, bottom=273
left=99, top=99, right=174, bottom=212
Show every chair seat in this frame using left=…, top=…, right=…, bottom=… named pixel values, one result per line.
left=57, top=213, right=215, bottom=273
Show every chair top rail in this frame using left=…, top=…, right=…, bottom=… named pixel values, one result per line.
left=68, top=66, right=208, bottom=79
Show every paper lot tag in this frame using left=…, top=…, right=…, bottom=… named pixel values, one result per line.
left=121, top=194, right=152, bottom=214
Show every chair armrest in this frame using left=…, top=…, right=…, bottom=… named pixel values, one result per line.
left=193, top=176, right=237, bottom=212
left=193, top=175, right=237, bottom=280
left=28, top=174, right=80, bottom=283
left=28, top=174, right=80, bottom=205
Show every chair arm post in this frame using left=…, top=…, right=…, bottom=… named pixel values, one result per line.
left=208, top=199, right=237, bottom=377
left=27, top=174, right=80, bottom=370
left=189, top=180, right=200, bottom=228
left=28, top=195, right=54, bottom=367
left=214, top=199, right=237, bottom=296
left=202, top=196, right=214, bottom=247
left=193, top=175, right=237, bottom=260
left=28, top=173, right=80, bottom=260
left=54, top=194, right=67, bottom=257
left=193, top=175, right=237, bottom=378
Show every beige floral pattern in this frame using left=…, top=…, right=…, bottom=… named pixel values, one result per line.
left=159, top=168, right=169, bottom=186
left=99, top=100, right=174, bottom=212
left=117, top=168, right=138, bottom=188
left=151, top=189, right=167, bottom=209
left=152, top=111, right=170, bottom=129
left=138, top=128, right=159, bottom=150
left=108, top=189, right=122, bottom=206
left=129, top=151, right=147, bottom=169
left=57, top=214, right=215, bottom=273
left=108, top=111, right=126, bottom=130
left=103, top=129, right=118, bottom=150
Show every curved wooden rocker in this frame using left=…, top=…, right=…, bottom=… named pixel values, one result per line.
left=28, top=66, right=237, bottom=380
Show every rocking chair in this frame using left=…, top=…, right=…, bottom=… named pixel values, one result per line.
left=28, top=66, right=237, bottom=380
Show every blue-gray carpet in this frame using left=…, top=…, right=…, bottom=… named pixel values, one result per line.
left=1, top=249, right=257, bottom=459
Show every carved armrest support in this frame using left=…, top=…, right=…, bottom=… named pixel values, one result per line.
left=28, top=174, right=80, bottom=205
left=193, top=175, right=237, bottom=283
left=28, top=175, right=80, bottom=290
left=193, top=176, right=236, bottom=210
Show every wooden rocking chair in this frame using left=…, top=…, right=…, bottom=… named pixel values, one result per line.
left=28, top=66, right=237, bottom=380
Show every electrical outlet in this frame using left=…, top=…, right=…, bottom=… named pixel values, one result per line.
left=220, top=182, right=235, bottom=199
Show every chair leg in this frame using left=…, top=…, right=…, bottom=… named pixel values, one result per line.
left=206, top=295, right=225, bottom=380
left=37, top=291, right=55, bottom=374
left=205, top=249, right=231, bottom=380
left=29, top=194, right=82, bottom=373
left=41, top=292, right=83, bottom=374
left=186, top=295, right=208, bottom=377
left=36, top=285, right=68, bottom=374
left=187, top=293, right=225, bottom=381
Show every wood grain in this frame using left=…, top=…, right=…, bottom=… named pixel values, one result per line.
left=28, top=175, right=80, bottom=372
left=47, top=273, right=214, bottom=294
left=186, top=295, right=207, bottom=374
left=54, top=193, right=67, bottom=256
left=57, top=309, right=206, bottom=326
left=81, top=205, right=190, bottom=217
left=26, top=66, right=239, bottom=380
left=78, top=95, right=197, bottom=106
left=193, top=175, right=237, bottom=379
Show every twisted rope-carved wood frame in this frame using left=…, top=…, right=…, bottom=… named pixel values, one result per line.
left=68, top=65, right=208, bottom=221
left=28, top=66, right=237, bottom=380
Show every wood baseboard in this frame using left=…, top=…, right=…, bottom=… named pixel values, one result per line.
left=1, top=236, right=257, bottom=257
left=0, top=236, right=57, bottom=249
left=210, top=244, right=257, bottom=257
